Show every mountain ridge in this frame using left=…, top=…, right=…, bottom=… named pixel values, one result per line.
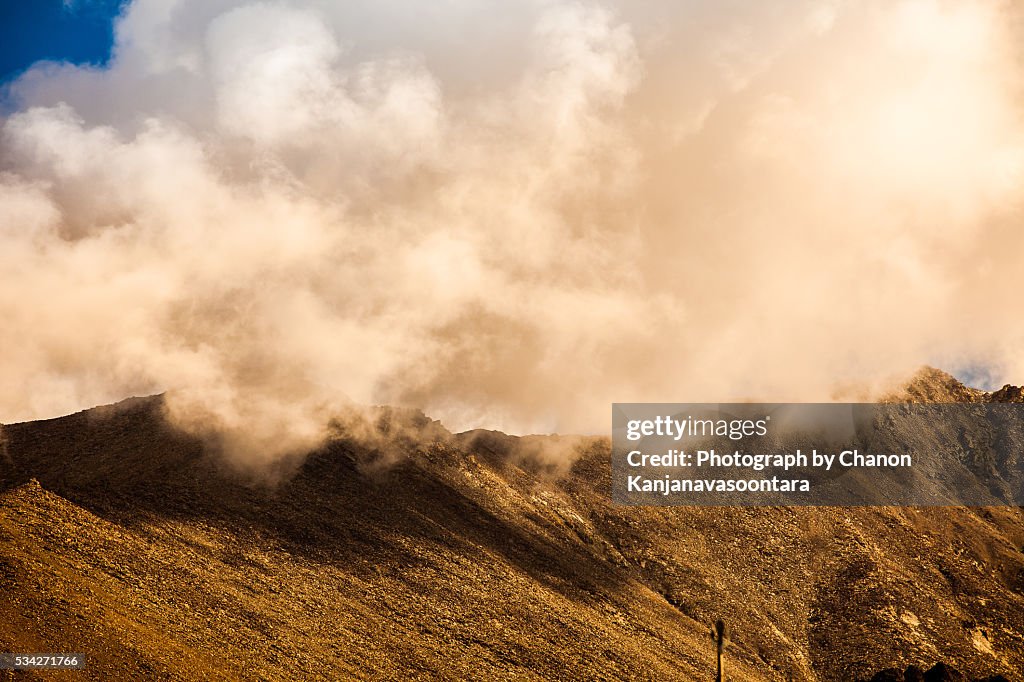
left=1, top=368, right=1022, bottom=680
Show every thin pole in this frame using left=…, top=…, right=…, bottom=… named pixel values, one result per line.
left=711, top=619, right=729, bottom=682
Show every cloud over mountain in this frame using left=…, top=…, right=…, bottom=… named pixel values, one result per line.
left=2, top=0, right=1023, bottom=462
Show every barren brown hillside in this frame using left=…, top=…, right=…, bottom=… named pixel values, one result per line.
left=1, top=369, right=1023, bottom=681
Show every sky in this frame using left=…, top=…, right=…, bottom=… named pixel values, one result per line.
left=0, top=1, right=121, bottom=85
left=1, top=0, right=1022, bottom=468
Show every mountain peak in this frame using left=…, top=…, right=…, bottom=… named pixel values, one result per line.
left=890, top=366, right=989, bottom=403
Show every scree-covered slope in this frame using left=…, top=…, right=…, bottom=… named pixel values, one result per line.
left=1, top=370, right=1022, bottom=681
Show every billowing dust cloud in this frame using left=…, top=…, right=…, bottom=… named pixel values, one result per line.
left=2, top=0, right=1023, bottom=464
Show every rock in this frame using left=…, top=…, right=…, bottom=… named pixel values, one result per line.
left=924, top=662, right=967, bottom=682
left=989, top=384, right=1024, bottom=403
left=904, top=665, right=925, bottom=682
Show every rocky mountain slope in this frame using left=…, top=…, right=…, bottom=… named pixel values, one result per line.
left=1, top=369, right=1023, bottom=680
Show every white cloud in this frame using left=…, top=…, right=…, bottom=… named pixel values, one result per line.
left=2, top=0, right=1023, bottom=465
